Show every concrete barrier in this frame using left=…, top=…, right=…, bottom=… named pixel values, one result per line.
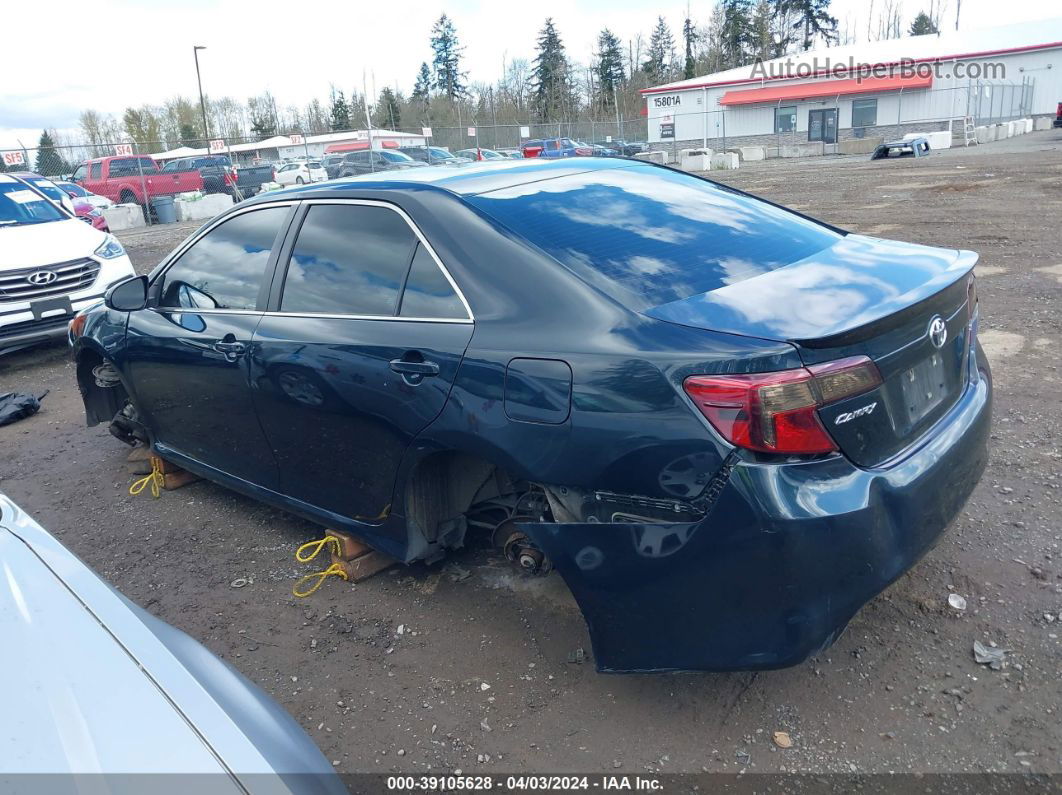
left=175, top=192, right=233, bottom=222
left=996, top=123, right=1010, bottom=139
left=1034, top=116, right=1053, bottom=131
left=1024, top=118, right=1034, bottom=133
left=711, top=152, right=740, bottom=170
left=679, top=148, right=712, bottom=171
left=101, top=204, right=145, bottom=231
left=634, top=150, right=669, bottom=165
left=730, top=146, right=764, bottom=161
left=837, top=137, right=884, bottom=155
left=766, top=142, right=824, bottom=159
left=903, top=130, right=951, bottom=149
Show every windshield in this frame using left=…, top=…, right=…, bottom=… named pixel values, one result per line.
left=0, top=177, right=67, bottom=226
left=428, top=148, right=454, bottom=159
left=57, top=182, right=88, bottom=197
left=470, top=164, right=841, bottom=310
left=24, top=177, right=68, bottom=203
left=380, top=151, right=415, bottom=163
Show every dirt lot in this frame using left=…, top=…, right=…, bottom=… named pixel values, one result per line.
left=2, top=131, right=1061, bottom=778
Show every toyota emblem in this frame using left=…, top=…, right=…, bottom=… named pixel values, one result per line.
left=928, top=315, right=947, bottom=349
left=27, top=270, right=58, bottom=286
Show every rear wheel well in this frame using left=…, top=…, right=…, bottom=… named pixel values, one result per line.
left=402, top=451, right=557, bottom=559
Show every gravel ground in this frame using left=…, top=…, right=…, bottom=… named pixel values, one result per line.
left=1, top=131, right=1060, bottom=779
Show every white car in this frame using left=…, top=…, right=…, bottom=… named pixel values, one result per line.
left=54, top=180, right=112, bottom=210
left=274, top=161, right=327, bottom=186
left=0, top=175, right=135, bottom=354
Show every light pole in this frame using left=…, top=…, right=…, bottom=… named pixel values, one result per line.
left=193, top=45, right=210, bottom=141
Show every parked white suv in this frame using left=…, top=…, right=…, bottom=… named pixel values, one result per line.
left=1, top=174, right=134, bottom=354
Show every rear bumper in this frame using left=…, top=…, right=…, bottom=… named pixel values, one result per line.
left=523, top=355, right=992, bottom=673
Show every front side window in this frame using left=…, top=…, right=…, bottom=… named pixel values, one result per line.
left=90, top=162, right=102, bottom=179
left=71, top=165, right=87, bottom=182
left=775, top=106, right=797, bottom=133
left=280, top=204, right=417, bottom=316
left=159, top=207, right=288, bottom=310
left=399, top=244, right=466, bottom=319
left=851, top=98, right=877, bottom=128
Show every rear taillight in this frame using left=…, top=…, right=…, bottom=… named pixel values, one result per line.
left=967, top=273, right=977, bottom=313
left=683, top=356, right=882, bottom=454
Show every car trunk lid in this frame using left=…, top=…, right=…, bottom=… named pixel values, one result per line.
left=647, top=234, right=978, bottom=466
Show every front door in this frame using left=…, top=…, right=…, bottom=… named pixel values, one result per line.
left=249, top=201, right=474, bottom=523
left=808, top=108, right=838, bottom=143
left=121, top=204, right=294, bottom=488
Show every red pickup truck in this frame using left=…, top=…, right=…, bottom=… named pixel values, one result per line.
left=70, top=156, right=204, bottom=206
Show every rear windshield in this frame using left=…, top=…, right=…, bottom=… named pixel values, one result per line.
left=0, top=177, right=66, bottom=225
left=469, top=165, right=841, bottom=309
left=24, top=177, right=67, bottom=203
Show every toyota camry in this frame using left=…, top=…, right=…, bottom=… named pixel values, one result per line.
left=70, top=158, right=991, bottom=672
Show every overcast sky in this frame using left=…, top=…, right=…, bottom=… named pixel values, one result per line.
left=2, top=0, right=1058, bottom=148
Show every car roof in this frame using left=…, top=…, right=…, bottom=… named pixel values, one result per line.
left=259, top=157, right=644, bottom=198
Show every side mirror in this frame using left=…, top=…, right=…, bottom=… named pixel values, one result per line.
left=105, top=275, right=148, bottom=312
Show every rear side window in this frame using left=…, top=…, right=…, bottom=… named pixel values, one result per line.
left=469, top=164, right=841, bottom=310
left=159, top=207, right=288, bottom=310
left=280, top=205, right=417, bottom=316
left=399, top=244, right=466, bottom=319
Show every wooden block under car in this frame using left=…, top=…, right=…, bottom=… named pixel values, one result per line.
left=324, top=528, right=395, bottom=582
left=330, top=550, right=396, bottom=583
left=162, top=469, right=201, bottom=490
left=126, top=446, right=152, bottom=475
left=326, top=528, right=373, bottom=561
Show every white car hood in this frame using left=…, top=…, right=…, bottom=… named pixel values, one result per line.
left=0, top=218, right=106, bottom=270
left=0, top=528, right=233, bottom=777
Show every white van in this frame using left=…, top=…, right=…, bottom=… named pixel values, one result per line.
left=0, top=174, right=134, bottom=353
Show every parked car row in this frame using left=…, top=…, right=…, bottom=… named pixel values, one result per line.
left=520, top=137, right=646, bottom=158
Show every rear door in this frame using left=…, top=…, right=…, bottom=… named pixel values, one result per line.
left=122, top=203, right=296, bottom=487
left=249, top=200, right=474, bottom=522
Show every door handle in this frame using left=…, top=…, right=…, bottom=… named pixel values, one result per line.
left=213, top=340, right=246, bottom=357
left=389, top=359, right=440, bottom=377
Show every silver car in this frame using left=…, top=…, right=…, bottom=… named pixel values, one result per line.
left=0, top=493, right=347, bottom=794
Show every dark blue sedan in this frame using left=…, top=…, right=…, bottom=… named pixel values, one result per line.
left=71, top=158, right=991, bottom=673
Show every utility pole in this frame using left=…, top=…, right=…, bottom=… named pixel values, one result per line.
left=955, top=0, right=962, bottom=30
left=193, top=46, right=210, bottom=140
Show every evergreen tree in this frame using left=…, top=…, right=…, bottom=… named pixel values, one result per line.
left=374, top=87, right=402, bottom=129
left=178, top=122, right=199, bottom=146
left=720, top=0, right=755, bottom=69
left=682, top=16, right=698, bottom=79
left=644, top=16, right=676, bottom=85
left=781, top=0, right=838, bottom=51
left=909, top=11, right=940, bottom=35
left=531, top=18, right=571, bottom=122
left=431, top=14, right=465, bottom=100
left=595, top=28, right=626, bottom=110
left=329, top=88, right=352, bottom=131
left=34, top=130, right=67, bottom=176
left=412, top=62, right=432, bottom=102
